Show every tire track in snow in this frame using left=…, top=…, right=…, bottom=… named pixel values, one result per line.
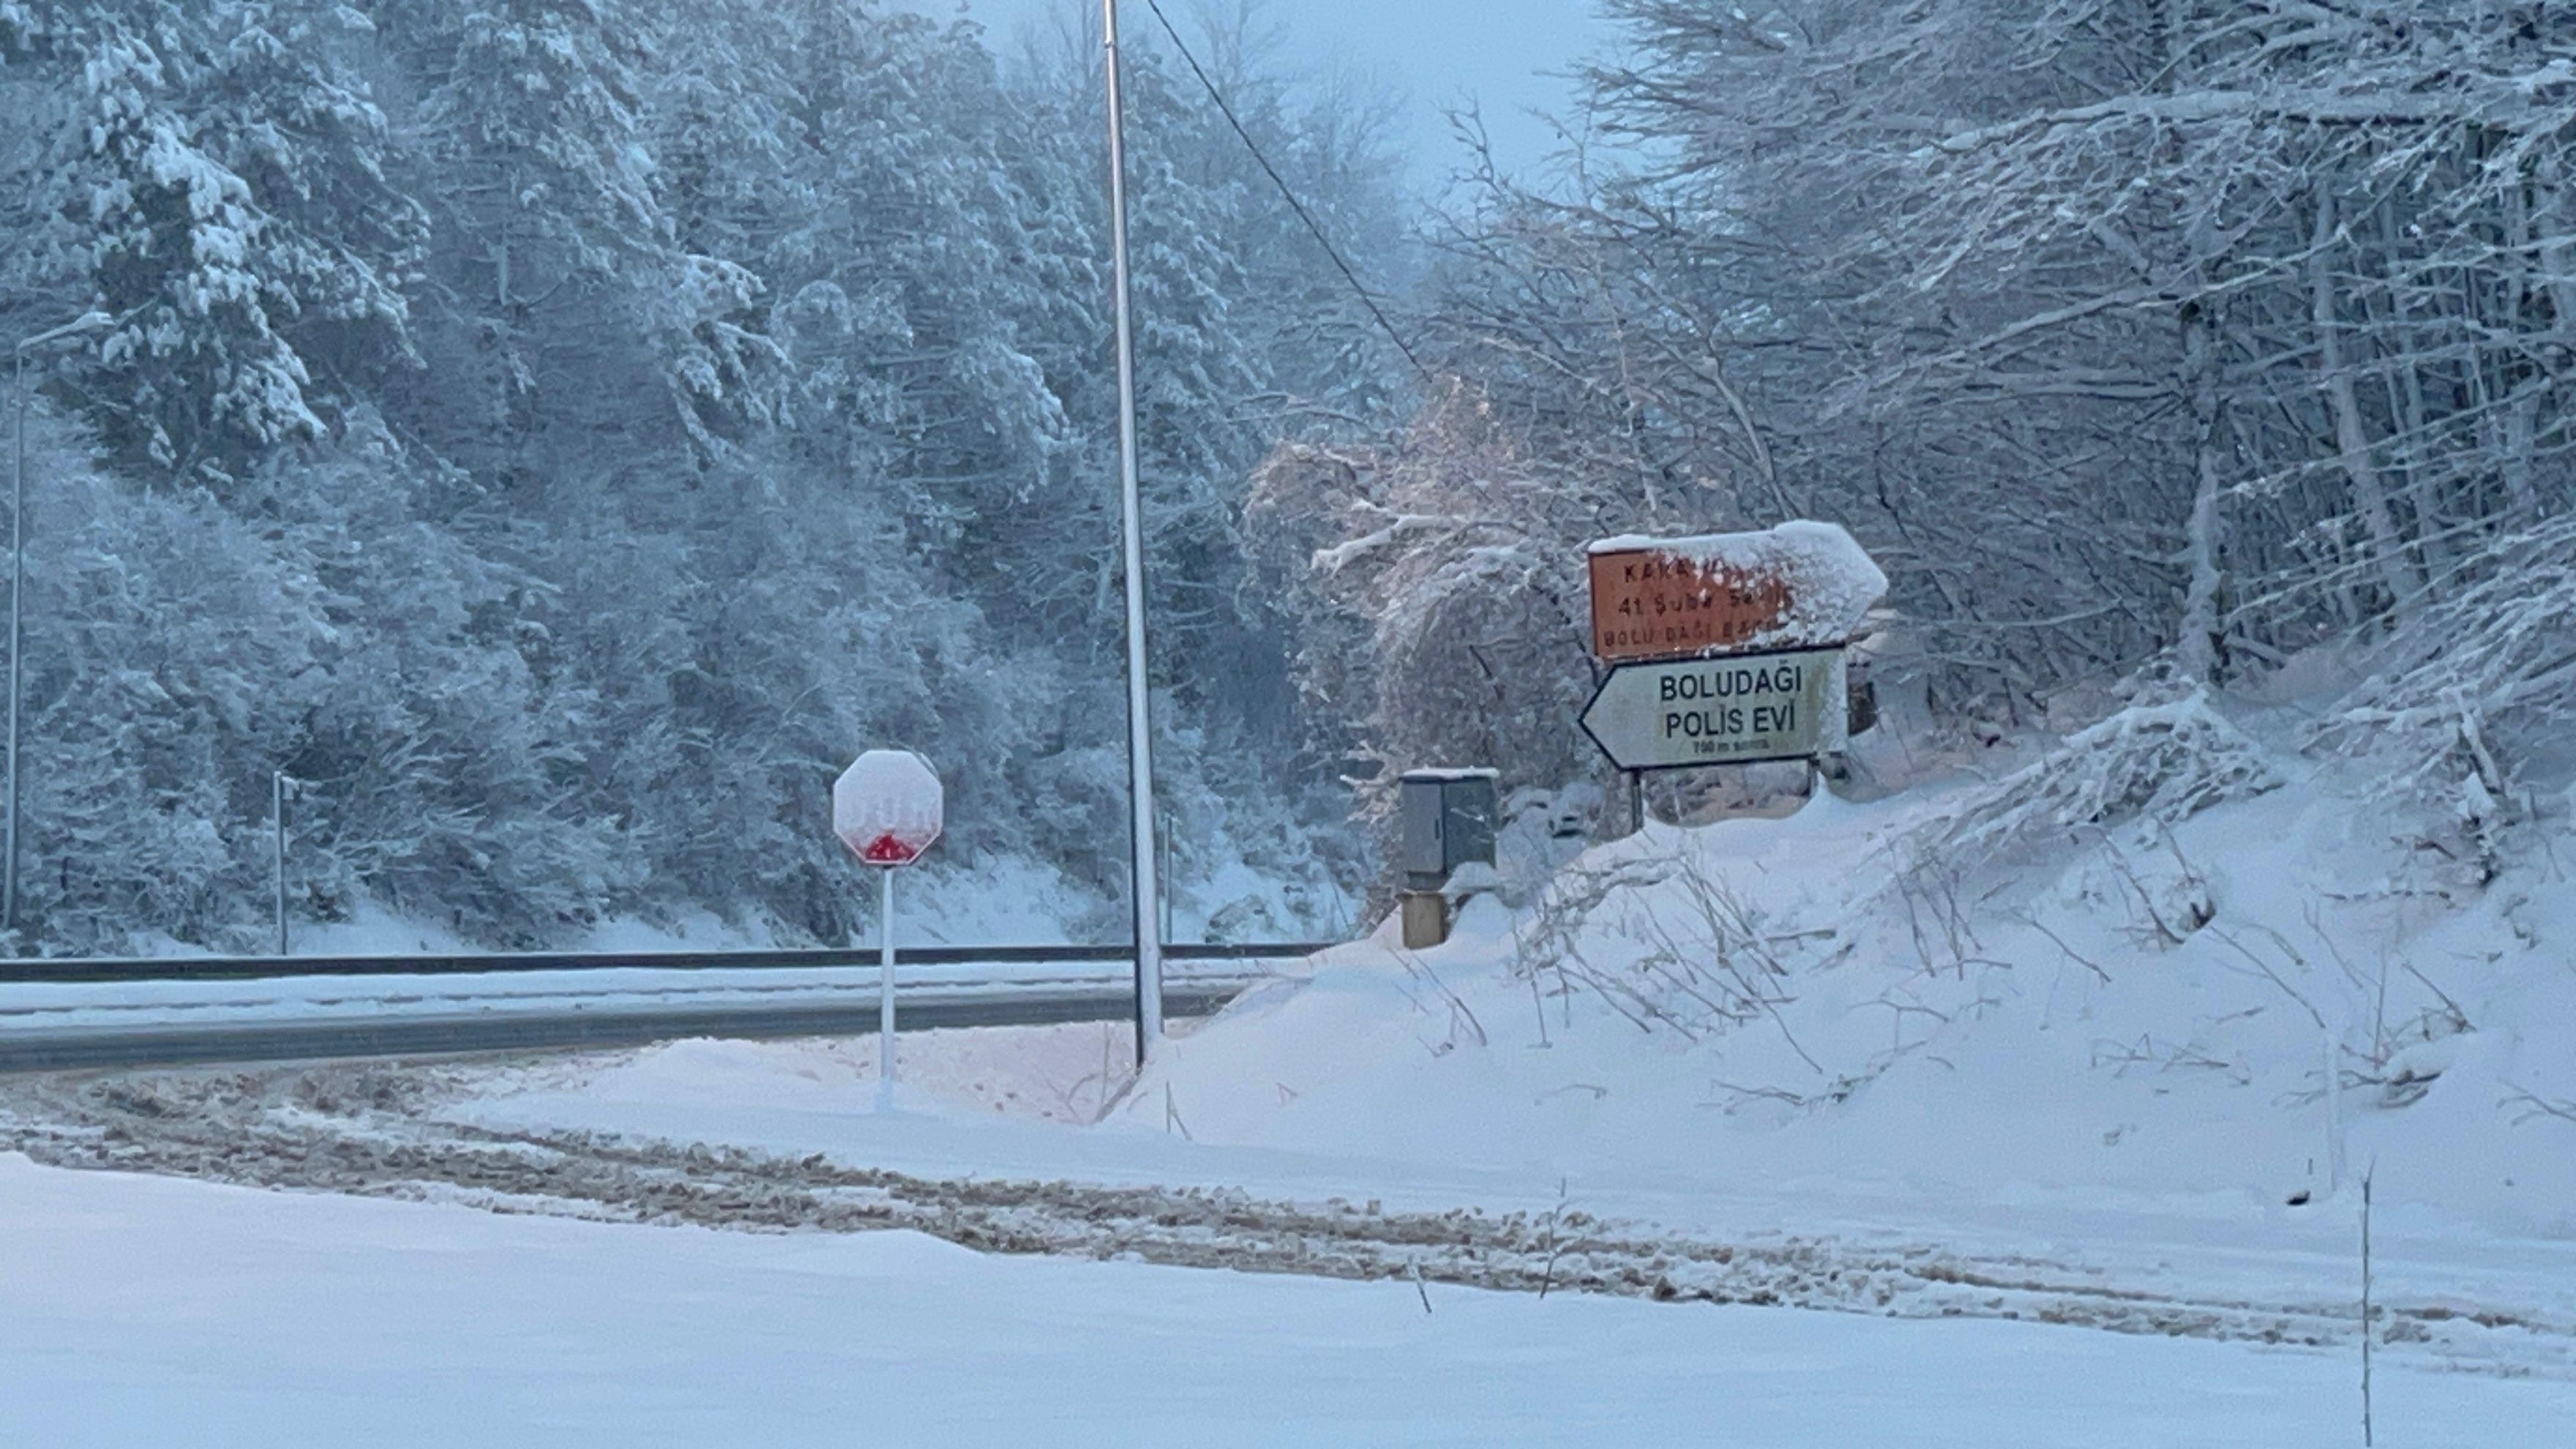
left=1, top=1061, right=2566, bottom=1378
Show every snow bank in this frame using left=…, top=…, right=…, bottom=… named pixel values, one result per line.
left=1131, top=730, right=2576, bottom=1243
left=518, top=1026, right=1139, bottom=1127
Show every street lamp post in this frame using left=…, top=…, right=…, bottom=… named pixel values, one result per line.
left=7, top=310, right=112, bottom=938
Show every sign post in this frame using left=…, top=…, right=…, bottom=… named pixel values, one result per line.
left=1580, top=523, right=1885, bottom=795
left=832, top=750, right=943, bottom=1107
left=878, top=866, right=896, bottom=1087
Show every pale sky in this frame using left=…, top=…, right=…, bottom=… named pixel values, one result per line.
left=904, top=0, right=1620, bottom=187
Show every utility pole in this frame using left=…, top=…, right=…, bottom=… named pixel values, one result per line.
left=7, top=310, right=112, bottom=939
left=1102, top=0, right=1164, bottom=1066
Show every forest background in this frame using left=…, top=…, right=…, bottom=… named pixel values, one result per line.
left=3, top=0, right=2569, bottom=952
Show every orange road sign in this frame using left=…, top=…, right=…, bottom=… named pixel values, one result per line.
left=1587, top=550, right=1792, bottom=663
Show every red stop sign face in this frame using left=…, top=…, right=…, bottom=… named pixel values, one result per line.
left=858, top=832, right=921, bottom=866
left=833, top=751, right=943, bottom=869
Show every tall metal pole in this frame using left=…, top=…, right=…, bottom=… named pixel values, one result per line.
left=7, top=312, right=108, bottom=940
left=273, top=771, right=289, bottom=956
left=1103, top=0, right=1164, bottom=1066
left=7, top=344, right=26, bottom=939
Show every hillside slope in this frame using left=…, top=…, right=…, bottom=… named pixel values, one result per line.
left=1128, top=706, right=2576, bottom=1243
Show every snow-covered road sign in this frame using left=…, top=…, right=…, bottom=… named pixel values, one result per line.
left=834, top=751, right=943, bottom=867
left=1585, top=521, right=1886, bottom=664
left=1580, top=646, right=1845, bottom=772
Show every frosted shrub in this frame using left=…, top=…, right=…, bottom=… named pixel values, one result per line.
left=1248, top=395, right=1609, bottom=898
left=1909, top=688, right=2280, bottom=868
left=1513, top=850, right=1822, bottom=1063
left=2315, top=513, right=2576, bottom=803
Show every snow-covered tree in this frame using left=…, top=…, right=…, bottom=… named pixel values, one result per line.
left=1370, top=0, right=2576, bottom=762
left=0, top=0, right=1409, bottom=951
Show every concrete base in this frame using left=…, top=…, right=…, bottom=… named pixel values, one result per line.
left=1398, top=891, right=1448, bottom=950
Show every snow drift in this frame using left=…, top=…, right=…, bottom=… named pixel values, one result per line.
left=1129, top=704, right=2576, bottom=1242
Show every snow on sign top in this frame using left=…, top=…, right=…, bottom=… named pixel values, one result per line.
left=1587, top=520, right=1886, bottom=662
left=832, top=750, right=943, bottom=867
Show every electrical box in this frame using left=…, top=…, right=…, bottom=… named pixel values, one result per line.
left=1398, top=768, right=1498, bottom=894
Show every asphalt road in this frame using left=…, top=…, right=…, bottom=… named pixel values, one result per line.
left=0, top=942, right=1331, bottom=1074
left=0, top=978, right=1251, bottom=1074
left=0, top=940, right=1328, bottom=984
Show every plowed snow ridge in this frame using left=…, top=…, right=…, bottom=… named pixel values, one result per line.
left=2, top=1060, right=2567, bottom=1379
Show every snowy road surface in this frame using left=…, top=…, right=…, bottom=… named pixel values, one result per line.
left=4, top=1152, right=2569, bottom=1448
left=0, top=959, right=1271, bottom=1070
left=0, top=958, right=1267, bottom=1035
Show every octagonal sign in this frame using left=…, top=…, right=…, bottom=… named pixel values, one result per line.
left=833, top=750, right=943, bottom=868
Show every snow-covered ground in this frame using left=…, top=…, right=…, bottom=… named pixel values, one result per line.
left=1133, top=797, right=2576, bottom=1238
left=125, top=850, right=1349, bottom=963
left=7, top=1153, right=2569, bottom=1448
left=5, top=709, right=2572, bottom=1438
left=435, top=735, right=2576, bottom=1237
left=408, top=727, right=2576, bottom=1382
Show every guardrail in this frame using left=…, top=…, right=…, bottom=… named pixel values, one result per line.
left=0, top=940, right=1341, bottom=985
left=0, top=941, right=1342, bottom=1072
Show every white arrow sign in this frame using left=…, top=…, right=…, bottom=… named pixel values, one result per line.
left=1580, top=647, right=1846, bottom=772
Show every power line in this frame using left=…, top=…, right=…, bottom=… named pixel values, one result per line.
left=1137, top=0, right=1436, bottom=386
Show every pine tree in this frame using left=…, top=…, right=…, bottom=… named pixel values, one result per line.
left=378, top=0, right=666, bottom=490
left=53, top=5, right=323, bottom=482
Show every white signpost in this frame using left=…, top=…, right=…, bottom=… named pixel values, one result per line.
left=832, top=750, right=943, bottom=1107
left=1579, top=645, right=1846, bottom=772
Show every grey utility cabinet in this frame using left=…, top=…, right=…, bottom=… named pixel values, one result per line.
left=1398, top=768, right=1498, bottom=894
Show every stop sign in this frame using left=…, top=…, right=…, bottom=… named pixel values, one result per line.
left=833, top=750, right=943, bottom=867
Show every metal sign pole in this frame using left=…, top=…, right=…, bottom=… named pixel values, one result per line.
left=5, top=345, right=26, bottom=937
left=878, top=865, right=897, bottom=1109
left=1157, top=807, right=1175, bottom=941
left=1103, top=0, right=1164, bottom=1066
left=273, top=771, right=288, bottom=956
